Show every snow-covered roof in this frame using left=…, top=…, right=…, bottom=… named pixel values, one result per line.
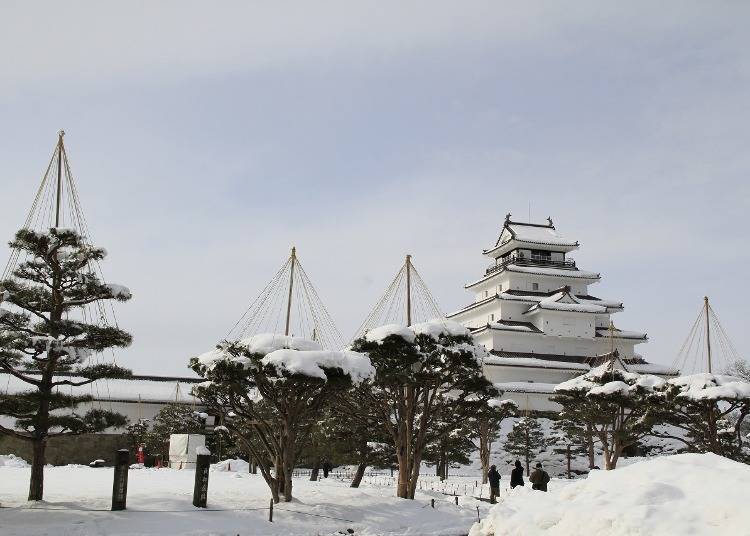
left=465, top=264, right=600, bottom=289
left=0, top=373, right=203, bottom=404
left=505, top=223, right=577, bottom=247
left=484, top=218, right=579, bottom=257
left=595, top=327, right=648, bottom=340
left=524, top=289, right=607, bottom=315
left=447, top=288, right=622, bottom=318
left=484, top=321, right=541, bottom=333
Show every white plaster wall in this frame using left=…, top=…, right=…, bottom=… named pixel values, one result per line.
left=484, top=364, right=580, bottom=384
left=499, top=391, right=561, bottom=413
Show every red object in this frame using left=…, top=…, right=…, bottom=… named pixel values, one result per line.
left=136, top=444, right=145, bottom=464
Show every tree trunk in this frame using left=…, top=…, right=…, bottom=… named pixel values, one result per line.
left=585, top=424, right=595, bottom=469
left=524, top=427, right=530, bottom=476
left=396, top=449, right=409, bottom=498
left=479, top=419, right=490, bottom=485
left=438, top=445, right=446, bottom=482
left=310, top=457, right=321, bottom=481
left=28, top=438, right=47, bottom=501
left=351, top=462, right=367, bottom=488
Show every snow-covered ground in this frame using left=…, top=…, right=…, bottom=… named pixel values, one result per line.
left=469, top=453, right=750, bottom=536
left=0, top=459, right=490, bottom=536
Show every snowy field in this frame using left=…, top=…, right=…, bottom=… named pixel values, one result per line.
left=3, top=453, right=748, bottom=535
left=0, top=461, right=493, bottom=536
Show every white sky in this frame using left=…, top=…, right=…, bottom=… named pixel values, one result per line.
left=1, top=1, right=748, bottom=375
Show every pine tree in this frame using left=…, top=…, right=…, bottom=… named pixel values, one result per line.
left=651, top=374, right=750, bottom=460
left=552, top=364, right=661, bottom=470
left=504, top=417, right=545, bottom=476
left=347, top=321, right=498, bottom=499
left=190, top=335, right=372, bottom=503
left=0, top=228, right=132, bottom=500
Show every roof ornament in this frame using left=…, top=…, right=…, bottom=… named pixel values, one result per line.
left=547, top=216, right=553, bottom=227
left=504, top=213, right=512, bottom=225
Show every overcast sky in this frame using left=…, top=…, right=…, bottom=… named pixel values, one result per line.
left=1, top=1, right=748, bottom=375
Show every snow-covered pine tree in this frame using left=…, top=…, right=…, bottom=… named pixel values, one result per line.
left=347, top=320, right=498, bottom=499
left=652, top=374, right=750, bottom=460
left=552, top=364, right=662, bottom=470
left=0, top=228, right=132, bottom=500
left=190, top=334, right=374, bottom=503
left=503, top=416, right=545, bottom=476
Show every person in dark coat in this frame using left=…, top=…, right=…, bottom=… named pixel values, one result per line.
left=510, top=460, right=525, bottom=489
left=322, top=459, right=333, bottom=478
left=487, top=465, right=501, bottom=504
left=529, top=462, right=550, bottom=492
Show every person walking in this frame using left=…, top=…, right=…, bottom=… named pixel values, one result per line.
left=487, top=465, right=501, bottom=504
left=510, top=460, right=525, bottom=489
left=529, top=462, right=550, bottom=492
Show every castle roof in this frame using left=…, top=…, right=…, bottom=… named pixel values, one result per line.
left=447, top=287, right=622, bottom=318
left=523, top=288, right=607, bottom=315
left=483, top=216, right=579, bottom=258
left=465, top=263, right=600, bottom=290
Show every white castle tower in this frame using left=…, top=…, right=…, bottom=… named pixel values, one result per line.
left=448, top=214, right=677, bottom=411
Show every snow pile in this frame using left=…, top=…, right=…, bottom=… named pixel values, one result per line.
left=555, top=364, right=665, bottom=395
left=262, top=348, right=375, bottom=384
left=239, top=333, right=322, bottom=354
left=195, top=446, right=211, bottom=456
left=365, top=324, right=416, bottom=343
left=667, top=373, right=750, bottom=401
left=210, top=458, right=250, bottom=472
left=469, top=453, right=750, bottom=536
left=366, top=319, right=469, bottom=344
left=0, top=454, right=29, bottom=468
left=411, top=319, right=469, bottom=338
left=196, top=333, right=323, bottom=370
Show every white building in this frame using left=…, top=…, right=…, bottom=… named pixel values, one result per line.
left=448, top=215, right=677, bottom=412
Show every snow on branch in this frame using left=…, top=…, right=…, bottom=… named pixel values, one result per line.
left=262, top=348, right=374, bottom=384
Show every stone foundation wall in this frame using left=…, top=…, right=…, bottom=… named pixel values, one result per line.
left=0, top=433, right=131, bottom=466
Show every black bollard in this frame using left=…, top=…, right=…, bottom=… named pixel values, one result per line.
left=111, top=449, right=130, bottom=511
left=193, top=452, right=211, bottom=508
left=455, top=496, right=459, bottom=505
left=269, top=498, right=274, bottom=522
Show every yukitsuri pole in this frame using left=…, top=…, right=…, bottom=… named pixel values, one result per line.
left=193, top=451, right=211, bottom=508
left=111, top=449, right=130, bottom=511
left=269, top=498, right=274, bottom=522
left=566, top=445, right=572, bottom=479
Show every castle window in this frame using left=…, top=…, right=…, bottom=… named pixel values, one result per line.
left=532, top=283, right=539, bottom=291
